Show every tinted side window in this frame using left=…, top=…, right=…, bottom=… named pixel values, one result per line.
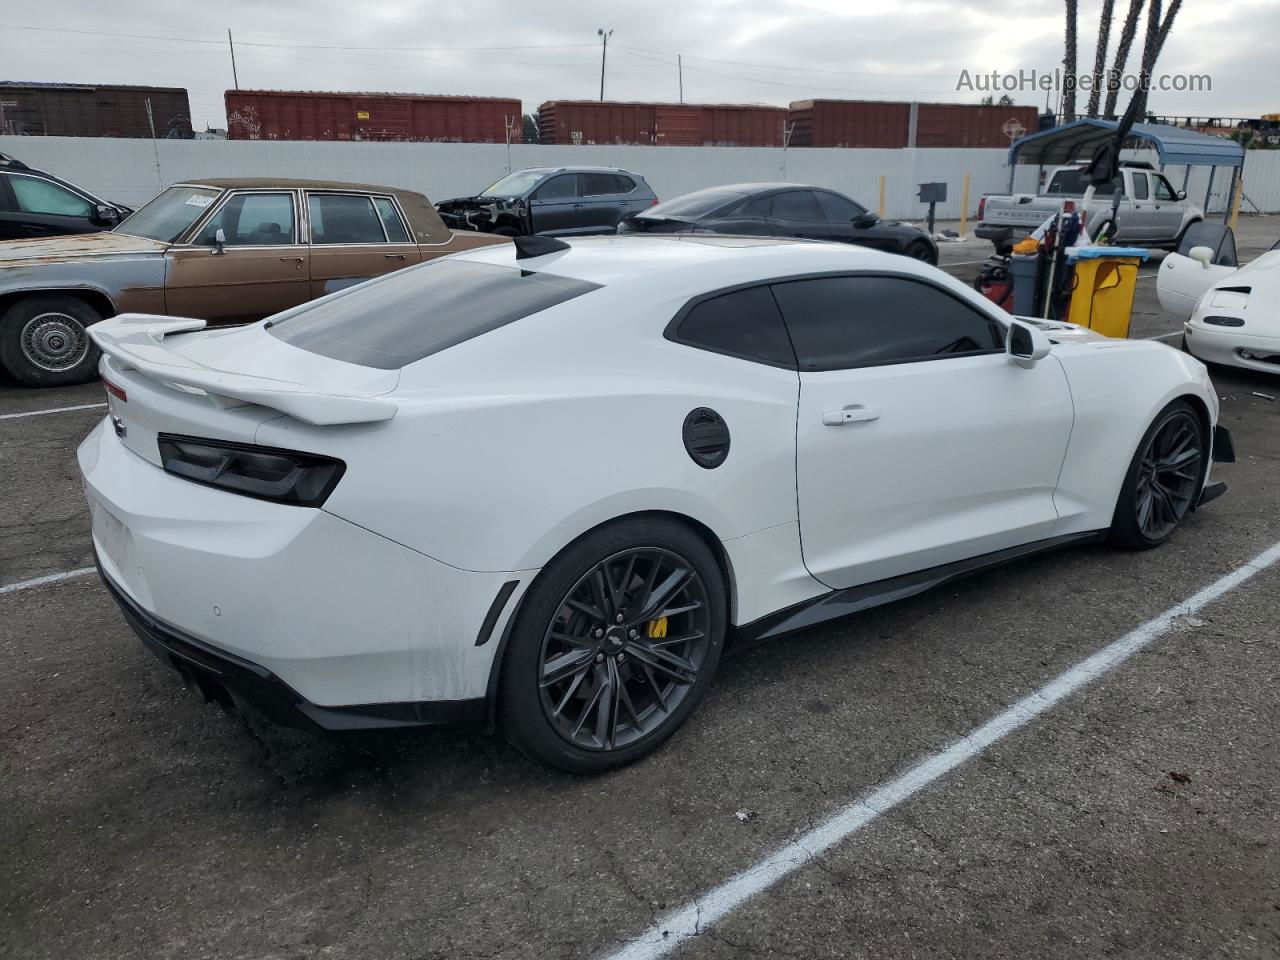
left=10, top=176, right=93, bottom=217
left=744, top=196, right=774, bottom=216
left=770, top=190, right=822, bottom=221
left=581, top=173, right=620, bottom=197
left=194, top=192, right=296, bottom=246
left=771, top=275, right=1003, bottom=370
left=674, top=286, right=796, bottom=367
left=372, top=197, right=410, bottom=242
left=1131, top=173, right=1149, bottom=200
left=536, top=175, right=579, bottom=201
left=614, top=175, right=636, bottom=194
left=815, top=191, right=865, bottom=222
left=308, top=194, right=386, bottom=244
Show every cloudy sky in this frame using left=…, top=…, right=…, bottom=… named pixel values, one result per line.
left=3, top=0, right=1274, bottom=131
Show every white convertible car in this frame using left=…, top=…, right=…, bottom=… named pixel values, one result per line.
left=79, top=234, right=1231, bottom=771
left=1158, top=238, right=1280, bottom=372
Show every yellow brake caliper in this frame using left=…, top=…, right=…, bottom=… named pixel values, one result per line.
left=647, top=616, right=668, bottom=639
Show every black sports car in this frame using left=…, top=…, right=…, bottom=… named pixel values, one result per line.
left=617, top=183, right=938, bottom=265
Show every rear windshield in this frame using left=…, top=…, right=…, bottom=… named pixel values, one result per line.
left=267, top=259, right=600, bottom=369
left=642, top=188, right=747, bottom=220
left=1045, top=169, right=1117, bottom=196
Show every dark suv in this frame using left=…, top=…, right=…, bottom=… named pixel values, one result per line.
left=437, top=166, right=657, bottom=237
left=0, top=154, right=131, bottom=241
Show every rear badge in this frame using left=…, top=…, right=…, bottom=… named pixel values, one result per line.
left=111, top=414, right=127, bottom=439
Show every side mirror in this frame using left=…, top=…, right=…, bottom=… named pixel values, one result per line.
left=211, top=227, right=227, bottom=255
left=1177, top=190, right=1187, bottom=201
left=92, top=204, right=120, bottom=227
left=1007, top=319, right=1051, bottom=369
left=852, top=213, right=879, bottom=229
left=1188, top=245, right=1214, bottom=269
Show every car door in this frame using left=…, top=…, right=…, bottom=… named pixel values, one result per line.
left=0, top=171, right=99, bottom=239
left=773, top=274, right=1074, bottom=589
left=578, top=172, right=629, bottom=232
left=1150, top=174, right=1186, bottom=240
left=528, top=174, right=583, bottom=235
left=814, top=190, right=883, bottom=248
left=306, top=192, right=422, bottom=298
left=164, top=190, right=311, bottom=324
left=1123, top=172, right=1156, bottom=242
left=765, top=190, right=832, bottom=241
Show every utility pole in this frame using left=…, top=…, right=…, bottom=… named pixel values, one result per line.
left=597, top=28, right=612, bottom=101
left=678, top=54, right=684, bottom=103
left=228, top=29, right=240, bottom=90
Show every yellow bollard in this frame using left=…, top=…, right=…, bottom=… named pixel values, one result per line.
left=958, top=173, right=971, bottom=240
left=878, top=175, right=886, bottom=218
left=1229, top=175, right=1243, bottom=231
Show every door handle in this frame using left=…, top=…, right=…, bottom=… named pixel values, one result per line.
left=278, top=256, right=304, bottom=262
left=384, top=253, right=406, bottom=260
left=822, top=404, right=880, bottom=426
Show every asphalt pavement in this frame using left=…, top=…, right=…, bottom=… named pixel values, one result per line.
left=2, top=217, right=1278, bottom=960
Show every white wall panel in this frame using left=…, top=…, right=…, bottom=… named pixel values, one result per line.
left=3, top=135, right=1277, bottom=221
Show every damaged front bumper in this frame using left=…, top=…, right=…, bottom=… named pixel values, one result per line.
left=436, top=196, right=529, bottom=233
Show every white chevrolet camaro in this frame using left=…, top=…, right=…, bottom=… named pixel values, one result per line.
left=1158, top=238, right=1280, bottom=373
left=80, top=234, right=1231, bottom=772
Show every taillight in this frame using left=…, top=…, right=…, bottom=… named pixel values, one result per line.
left=977, top=197, right=986, bottom=221
left=650, top=198, right=659, bottom=206
left=103, top=377, right=127, bottom=403
left=157, top=434, right=345, bottom=507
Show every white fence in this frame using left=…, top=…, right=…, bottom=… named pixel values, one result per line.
left=3, top=135, right=1279, bottom=221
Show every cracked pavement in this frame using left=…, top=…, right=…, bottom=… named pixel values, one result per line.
left=3, top=217, right=1279, bottom=959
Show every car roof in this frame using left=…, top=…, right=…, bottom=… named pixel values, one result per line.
left=516, top=166, right=638, bottom=176
left=453, top=233, right=937, bottom=298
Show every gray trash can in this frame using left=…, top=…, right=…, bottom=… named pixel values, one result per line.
left=1009, top=254, right=1040, bottom=316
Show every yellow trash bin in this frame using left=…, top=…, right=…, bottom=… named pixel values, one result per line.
left=1065, top=246, right=1150, bottom=338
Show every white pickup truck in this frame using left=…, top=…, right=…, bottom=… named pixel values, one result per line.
left=976, top=163, right=1203, bottom=253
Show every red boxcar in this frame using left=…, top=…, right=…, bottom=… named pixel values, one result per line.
left=788, top=99, right=1040, bottom=148
left=224, top=91, right=522, bottom=143
left=914, top=103, right=1040, bottom=148
left=537, top=101, right=784, bottom=146
left=787, top=100, right=911, bottom=148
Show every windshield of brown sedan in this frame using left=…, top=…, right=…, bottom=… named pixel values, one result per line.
left=114, top=186, right=223, bottom=243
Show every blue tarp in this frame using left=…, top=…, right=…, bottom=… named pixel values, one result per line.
left=1066, top=246, right=1151, bottom=261
left=1009, top=119, right=1245, bottom=169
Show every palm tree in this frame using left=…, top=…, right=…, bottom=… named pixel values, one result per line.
left=1063, top=0, right=1079, bottom=121
left=1104, top=0, right=1146, bottom=119
left=1086, top=0, right=1116, bottom=118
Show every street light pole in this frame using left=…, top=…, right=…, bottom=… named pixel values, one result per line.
left=597, top=28, right=613, bottom=101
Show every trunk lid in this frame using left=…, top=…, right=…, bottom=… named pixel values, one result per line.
left=92, top=315, right=398, bottom=467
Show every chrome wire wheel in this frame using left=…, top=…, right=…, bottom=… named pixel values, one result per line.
left=1135, top=409, right=1203, bottom=541
left=538, top=547, right=711, bottom=752
left=21, top=312, right=89, bottom=373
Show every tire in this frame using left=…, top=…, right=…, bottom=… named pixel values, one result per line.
left=491, top=225, right=520, bottom=237
left=905, top=240, right=937, bottom=265
left=499, top=516, right=727, bottom=773
left=1109, top=400, right=1206, bottom=550
left=0, top=295, right=103, bottom=387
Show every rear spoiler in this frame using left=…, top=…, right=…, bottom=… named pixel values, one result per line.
left=88, top=314, right=397, bottom=426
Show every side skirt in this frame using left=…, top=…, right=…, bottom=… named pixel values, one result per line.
left=735, top=531, right=1108, bottom=645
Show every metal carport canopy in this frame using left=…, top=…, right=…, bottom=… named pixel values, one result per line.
left=1008, top=118, right=1245, bottom=168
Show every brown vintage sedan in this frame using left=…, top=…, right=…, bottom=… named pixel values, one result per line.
left=0, top=178, right=507, bottom=386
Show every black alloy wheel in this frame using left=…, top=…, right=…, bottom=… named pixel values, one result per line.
left=538, top=547, right=712, bottom=752
left=500, top=517, right=725, bottom=772
left=1111, top=401, right=1205, bottom=549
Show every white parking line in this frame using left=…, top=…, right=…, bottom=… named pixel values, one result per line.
left=0, top=402, right=106, bottom=421
left=0, top=567, right=96, bottom=596
left=602, top=539, right=1280, bottom=960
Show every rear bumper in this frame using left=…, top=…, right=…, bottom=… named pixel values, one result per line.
left=78, top=417, right=527, bottom=710
left=99, top=558, right=484, bottom=730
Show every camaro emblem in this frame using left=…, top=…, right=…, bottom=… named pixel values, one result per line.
left=111, top=414, right=127, bottom=439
